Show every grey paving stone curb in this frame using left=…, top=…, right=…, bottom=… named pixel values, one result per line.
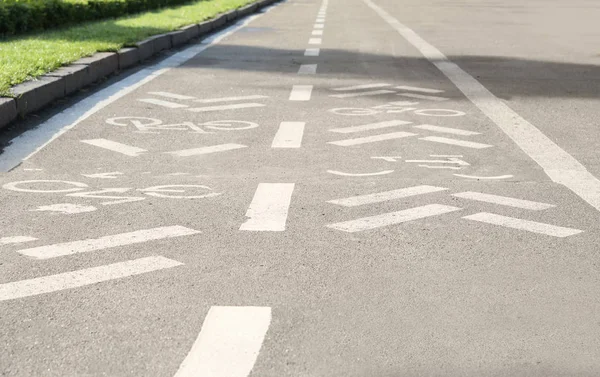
left=1, top=0, right=280, bottom=128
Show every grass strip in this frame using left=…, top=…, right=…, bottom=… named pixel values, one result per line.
left=0, top=0, right=254, bottom=96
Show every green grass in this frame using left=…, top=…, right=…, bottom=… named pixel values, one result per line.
left=0, top=0, right=254, bottom=96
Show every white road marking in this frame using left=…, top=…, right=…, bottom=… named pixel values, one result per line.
left=289, top=85, right=313, bottom=101
left=148, top=92, right=196, bottom=100
left=453, top=174, right=514, bottom=180
left=327, top=204, right=462, bottom=232
left=327, top=170, right=394, bottom=177
left=168, top=143, right=247, bottom=157
left=240, top=183, right=295, bottom=231
left=420, top=136, right=493, bottom=149
left=82, top=172, right=124, bottom=179
left=312, top=30, right=323, bottom=36
left=414, top=125, right=480, bottom=136
left=431, top=154, right=463, bottom=157
left=174, top=306, right=271, bottom=377
left=187, top=103, right=265, bottom=112
left=329, top=120, right=411, bottom=134
left=32, top=203, right=97, bottom=214
left=328, top=131, right=416, bottom=146
left=419, top=165, right=461, bottom=170
left=0, top=236, right=37, bottom=245
left=17, top=226, right=199, bottom=259
left=452, top=191, right=555, bottom=210
left=81, top=139, right=147, bottom=157
left=464, top=213, right=582, bottom=238
left=298, top=64, right=318, bottom=75
left=406, top=157, right=469, bottom=166
left=271, top=122, right=305, bottom=148
left=309, top=38, right=322, bottom=45
left=305, top=48, right=320, bottom=56
left=333, top=83, right=391, bottom=91
left=398, top=93, right=449, bottom=101
left=0, top=256, right=182, bottom=302
left=328, top=185, right=448, bottom=207
left=23, top=168, right=43, bottom=171
left=195, top=95, right=268, bottom=103
left=331, top=90, right=395, bottom=98
left=395, top=85, right=444, bottom=93
left=365, top=0, right=600, bottom=213
left=138, top=98, right=189, bottom=108
left=314, top=24, right=324, bottom=29
left=371, top=156, right=402, bottom=162
left=316, top=18, right=325, bottom=22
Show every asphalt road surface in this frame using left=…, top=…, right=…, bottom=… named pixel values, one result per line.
left=2, top=0, right=600, bottom=376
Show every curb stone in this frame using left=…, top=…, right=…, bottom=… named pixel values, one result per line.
left=0, top=0, right=281, bottom=130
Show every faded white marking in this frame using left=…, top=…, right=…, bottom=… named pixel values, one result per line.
left=453, top=174, right=514, bottom=180
left=0, top=256, right=182, bottom=302
left=140, top=185, right=221, bottom=199
left=419, top=165, right=461, bottom=170
left=328, top=131, right=416, bottom=146
left=333, top=83, right=391, bottom=91
left=406, top=157, right=470, bottom=166
left=453, top=191, right=555, bottom=210
left=328, top=185, right=447, bottom=207
left=398, top=93, right=448, bottom=101
left=312, top=30, right=323, bottom=36
left=195, top=95, right=267, bottom=103
left=32, top=203, right=97, bottom=214
left=314, top=24, right=324, bottom=29
left=395, top=85, right=444, bottom=93
left=298, top=64, right=317, bottom=75
left=420, top=136, right=492, bottom=149
left=240, top=183, right=295, bottom=231
left=138, top=98, right=188, bottom=108
left=414, top=125, right=479, bottom=136
left=305, top=48, right=320, bottom=56
left=168, top=144, right=247, bottom=157
left=271, top=122, right=305, bottom=148
left=331, top=90, right=395, bottom=98
left=18, top=226, right=199, bottom=259
left=371, top=156, right=402, bottom=162
left=187, top=103, right=265, bottom=113
left=464, top=213, right=582, bottom=238
left=148, top=92, right=195, bottom=100
left=330, top=120, right=411, bottom=134
left=82, top=172, right=123, bottom=179
left=327, top=204, right=462, bottom=232
left=289, top=85, right=313, bottom=101
left=67, top=188, right=145, bottom=205
left=327, top=170, right=394, bottom=177
left=81, top=139, right=147, bottom=157
left=0, top=236, right=37, bottom=245
left=174, top=306, right=271, bottom=377
left=23, top=168, right=42, bottom=171
left=309, top=38, right=322, bottom=45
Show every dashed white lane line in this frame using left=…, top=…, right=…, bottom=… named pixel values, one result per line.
left=289, top=85, right=313, bottom=101
left=312, top=30, right=323, bottom=36
left=453, top=191, right=555, bottom=210
left=365, top=0, right=600, bottom=213
left=327, top=204, right=462, bottom=233
left=240, top=183, right=295, bottom=231
left=397, top=93, right=449, bottom=101
left=0, top=236, right=37, bottom=245
left=314, top=24, right=324, bottom=29
left=174, top=306, right=271, bottom=377
left=328, top=185, right=448, bottom=207
left=298, top=64, right=318, bottom=75
left=195, top=95, right=268, bottom=103
left=271, top=122, right=306, bottom=148
left=187, top=103, right=266, bottom=112
left=333, top=83, right=391, bottom=91
left=331, top=89, right=396, bottom=98
left=316, top=18, right=325, bottom=23
left=138, top=98, right=189, bottom=108
left=0, top=256, right=182, bottom=302
left=464, top=213, right=583, bottom=237
left=168, top=143, right=247, bottom=157
left=304, top=48, right=320, bottom=56
left=328, top=131, right=416, bottom=146
left=81, top=139, right=147, bottom=157
left=17, top=226, right=199, bottom=259
left=395, top=85, right=444, bottom=94
left=330, top=120, right=411, bottom=134
left=309, top=38, right=322, bottom=45
left=420, top=136, right=493, bottom=149
left=413, top=124, right=480, bottom=136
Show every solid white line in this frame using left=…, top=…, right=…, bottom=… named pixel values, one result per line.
left=327, top=204, right=462, bottom=232
left=333, top=83, right=391, bottom=91
left=195, top=95, right=268, bottom=103
left=187, top=103, right=265, bottom=112
left=240, top=183, right=295, bottom=231
left=80, top=139, right=147, bottom=157
left=365, top=0, right=600, bottom=213
left=174, top=306, right=271, bottom=377
left=328, top=131, right=416, bottom=146
left=0, top=256, right=182, bottom=302
left=452, top=191, right=555, bottom=210
left=398, top=93, right=449, bottom=101
left=305, top=48, right=320, bottom=56
left=138, top=98, right=189, bottom=108
left=289, top=85, right=313, bottom=101
left=463, top=212, right=582, bottom=238
left=327, top=170, right=394, bottom=177
left=420, top=136, right=492, bottom=149
left=413, top=124, right=480, bottom=136
left=309, top=38, right=322, bottom=45
left=395, top=85, right=444, bottom=93
left=329, top=120, right=411, bottom=134
left=312, top=30, right=323, bottom=36
left=331, top=90, right=395, bottom=98
left=168, top=143, right=247, bottom=157
left=298, top=64, right=317, bottom=75
left=419, top=165, right=461, bottom=170
left=453, top=174, right=514, bottom=180
left=0, top=236, right=37, bottom=245
left=271, top=122, right=305, bottom=148
left=148, top=92, right=196, bottom=100
left=0, top=7, right=272, bottom=172
left=314, top=24, right=324, bottom=29
left=17, top=226, right=199, bottom=259
left=328, top=185, right=448, bottom=207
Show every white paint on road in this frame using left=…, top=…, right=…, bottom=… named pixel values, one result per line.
left=312, top=30, right=323, bottom=36
left=240, top=183, right=295, bottom=231
left=395, top=85, right=444, bottom=93
left=271, top=122, right=305, bottom=148
left=298, top=64, right=317, bottom=75
left=195, top=95, right=268, bottom=103
left=81, top=139, right=147, bottom=157
left=327, top=170, right=394, bottom=177
left=314, top=24, right=324, bottom=29
left=327, top=204, right=462, bottom=232
left=309, top=38, right=322, bottom=45
left=32, top=203, right=97, bottom=214
left=168, top=143, right=247, bottom=157
left=413, top=124, right=480, bottom=136
left=452, top=191, right=555, bottom=210
left=82, top=172, right=124, bottom=179
left=331, top=90, right=395, bottom=98
left=174, top=306, right=271, bottom=377
left=333, top=83, right=391, bottom=91
left=148, top=92, right=196, bottom=100
left=464, top=212, right=582, bottom=237
left=0, top=236, right=37, bottom=245
left=187, top=103, right=266, bottom=112
left=0, top=256, right=182, bottom=302
left=420, top=136, right=492, bottom=149
left=17, top=226, right=199, bottom=259
left=138, top=98, right=189, bottom=108
left=398, top=93, right=449, bottom=101
left=305, top=48, right=320, bottom=56
left=289, top=85, right=313, bottom=101
left=329, top=120, right=411, bottom=134
left=453, top=174, right=514, bottom=180
left=328, top=185, right=448, bottom=207
left=328, top=131, right=416, bottom=146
